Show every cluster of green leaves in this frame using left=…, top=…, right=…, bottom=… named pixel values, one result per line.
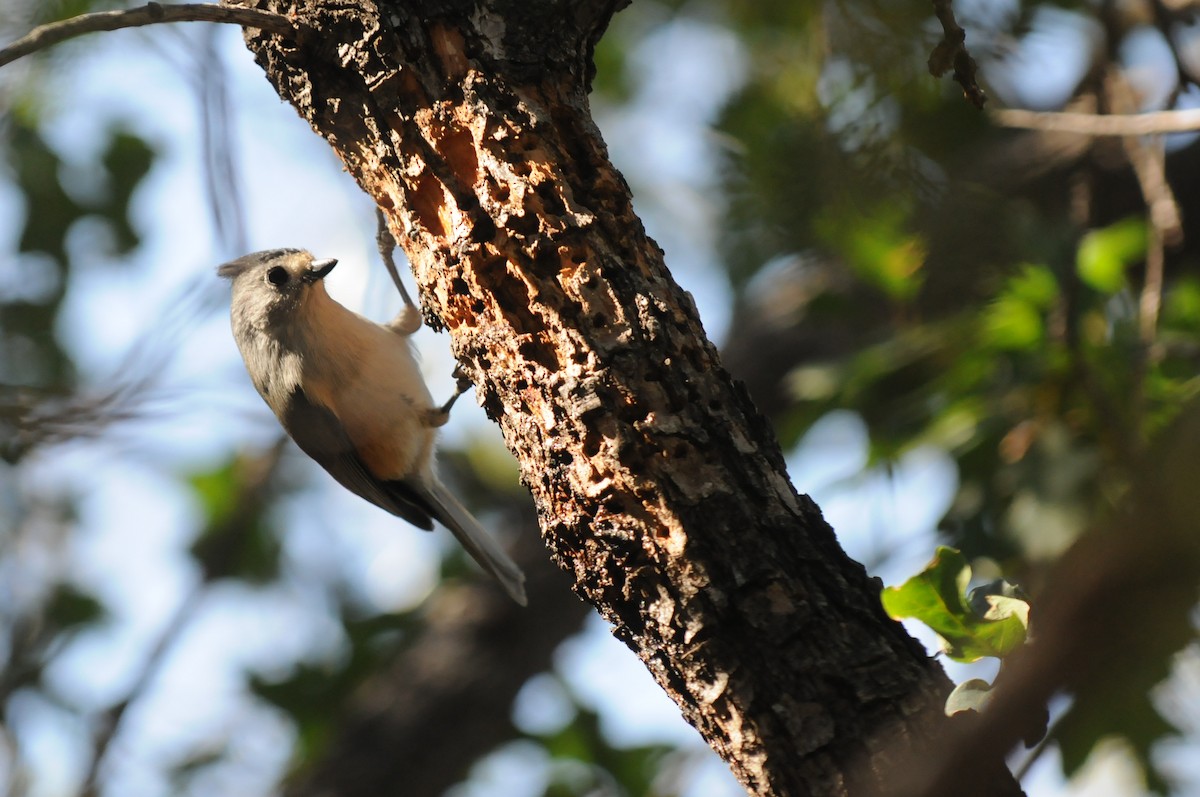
left=699, top=0, right=1200, bottom=789
left=527, top=698, right=677, bottom=797
left=881, top=546, right=1031, bottom=719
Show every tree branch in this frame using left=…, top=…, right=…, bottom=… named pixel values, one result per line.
left=992, top=106, right=1200, bottom=136
left=0, top=2, right=293, bottom=68
left=928, top=0, right=986, bottom=109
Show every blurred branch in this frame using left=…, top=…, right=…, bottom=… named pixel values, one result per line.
left=0, top=2, right=293, bottom=68
left=1103, top=78, right=1182, bottom=348
left=79, top=586, right=207, bottom=797
left=284, top=523, right=590, bottom=797
left=928, top=0, right=986, bottom=109
left=0, top=380, right=156, bottom=463
left=80, top=442, right=288, bottom=796
left=993, top=106, right=1200, bottom=136
left=191, top=24, right=249, bottom=252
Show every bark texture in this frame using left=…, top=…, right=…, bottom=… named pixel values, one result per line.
left=230, top=1, right=1024, bottom=794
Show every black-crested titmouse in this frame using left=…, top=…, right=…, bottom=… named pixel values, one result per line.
left=217, top=247, right=526, bottom=605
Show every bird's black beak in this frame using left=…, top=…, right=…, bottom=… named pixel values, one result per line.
left=305, top=258, right=338, bottom=282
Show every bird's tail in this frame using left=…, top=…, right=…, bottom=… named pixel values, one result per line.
left=420, top=478, right=528, bottom=605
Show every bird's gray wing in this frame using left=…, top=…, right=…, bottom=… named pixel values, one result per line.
left=282, top=387, right=437, bottom=531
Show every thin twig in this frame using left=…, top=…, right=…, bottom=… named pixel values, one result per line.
left=993, top=106, right=1200, bottom=136
left=928, top=0, right=987, bottom=109
left=79, top=585, right=206, bottom=797
left=80, top=442, right=288, bottom=796
left=0, top=2, right=294, bottom=68
left=1132, top=144, right=1171, bottom=345
left=1104, top=74, right=1179, bottom=349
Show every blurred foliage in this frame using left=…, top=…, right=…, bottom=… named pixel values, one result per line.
left=2, top=0, right=1200, bottom=795
left=703, top=0, right=1200, bottom=789
left=532, top=702, right=675, bottom=797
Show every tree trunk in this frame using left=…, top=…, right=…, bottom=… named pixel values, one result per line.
left=230, top=1, right=1024, bottom=794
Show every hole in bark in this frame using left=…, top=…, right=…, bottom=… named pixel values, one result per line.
left=439, top=124, right=479, bottom=190
left=513, top=159, right=532, bottom=177
left=535, top=180, right=565, bottom=216
left=519, top=338, right=561, bottom=373
left=583, top=431, right=601, bottom=457
left=471, top=215, right=497, bottom=243
left=450, top=277, right=469, bottom=296
left=616, top=399, right=647, bottom=425
left=491, top=180, right=511, bottom=203
left=471, top=299, right=486, bottom=314
left=410, top=171, right=448, bottom=237
left=590, top=313, right=606, bottom=326
left=506, top=210, right=539, bottom=237
left=533, top=245, right=559, bottom=275
left=480, top=391, right=504, bottom=420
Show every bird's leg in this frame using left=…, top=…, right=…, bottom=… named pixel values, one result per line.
left=424, top=365, right=475, bottom=427
left=377, top=208, right=422, bottom=336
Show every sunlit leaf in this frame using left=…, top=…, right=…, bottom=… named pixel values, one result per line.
left=881, top=546, right=1029, bottom=662
left=944, top=678, right=994, bottom=716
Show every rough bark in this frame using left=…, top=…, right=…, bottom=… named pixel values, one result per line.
left=230, top=1, right=1024, bottom=794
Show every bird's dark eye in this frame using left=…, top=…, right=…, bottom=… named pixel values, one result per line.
left=266, top=266, right=290, bottom=287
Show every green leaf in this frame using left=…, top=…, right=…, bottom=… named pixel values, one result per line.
left=982, top=294, right=1044, bottom=350
left=981, top=264, right=1059, bottom=351
left=881, top=546, right=1030, bottom=662
left=1076, top=217, right=1147, bottom=294
left=944, top=678, right=994, bottom=716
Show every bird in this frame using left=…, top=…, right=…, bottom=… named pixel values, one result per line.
left=217, top=245, right=526, bottom=605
